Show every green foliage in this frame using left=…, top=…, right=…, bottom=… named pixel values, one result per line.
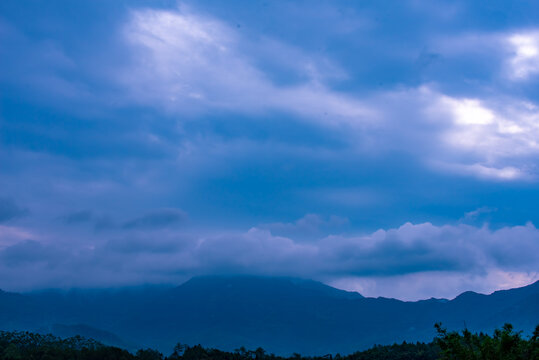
left=346, top=342, right=439, bottom=360
left=435, top=323, right=539, bottom=360
left=0, top=323, right=537, bottom=360
left=0, top=331, right=135, bottom=360
left=136, top=349, right=164, bottom=360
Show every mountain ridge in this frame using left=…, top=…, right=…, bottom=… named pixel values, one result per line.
left=3, top=277, right=537, bottom=302
left=0, top=276, right=537, bottom=355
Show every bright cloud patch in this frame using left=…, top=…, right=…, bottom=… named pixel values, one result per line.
left=122, top=7, right=539, bottom=183
left=361, top=86, right=539, bottom=181
left=507, top=31, right=539, bottom=80
left=435, top=162, right=526, bottom=181
left=122, top=8, right=371, bottom=126
left=329, top=269, right=538, bottom=301
left=430, top=93, right=539, bottom=180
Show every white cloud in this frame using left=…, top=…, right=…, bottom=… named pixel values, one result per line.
left=427, top=92, right=539, bottom=180
left=507, top=31, right=539, bottom=80
left=432, top=93, right=539, bottom=159
left=114, top=10, right=539, bottom=183
left=433, top=28, right=539, bottom=81
left=121, top=7, right=372, bottom=127
left=433, top=162, right=527, bottom=181
left=328, top=270, right=538, bottom=301
left=367, top=86, right=539, bottom=181
left=462, top=206, right=497, bottom=222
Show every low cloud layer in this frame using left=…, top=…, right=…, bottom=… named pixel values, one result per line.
left=0, top=219, right=537, bottom=300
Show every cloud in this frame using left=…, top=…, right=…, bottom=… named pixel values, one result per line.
left=103, top=234, right=190, bottom=254
left=190, top=228, right=318, bottom=276
left=260, top=214, right=349, bottom=239
left=328, top=269, right=538, bottom=301
left=62, top=210, right=94, bottom=224
left=307, top=187, right=384, bottom=208
left=426, top=91, right=539, bottom=180
left=433, top=162, right=528, bottom=181
left=0, top=239, right=67, bottom=268
left=432, top=28, right=539, bottom=82
left=0, top=221, right=537, bottom=299
left=61, top=210, right=116, bottom=231
left=121, top=7, right=372, bottom=127
left=3, top=4, right=537, bottom=184
left=507, top=31, right=539, bottom=80
left=368, top=86, right=539, bottom=181
left=0, top=197, right=27, bottom=222
left=433, top=95, right=539, bottom=159
left=462, top=206, right=497, bottom=222
left=0, top=225, right=35, bottom=249
left=123, top=208, right=187, bottom=229
left=1, top=0, right=539, bottom=299
left=0, top=18, right=94, bottom=109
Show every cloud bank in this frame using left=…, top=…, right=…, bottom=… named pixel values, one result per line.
left=0, top=219, right=537, bottom=300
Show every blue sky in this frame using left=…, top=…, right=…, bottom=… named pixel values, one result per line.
left=0, top=0, right=538, bottom=300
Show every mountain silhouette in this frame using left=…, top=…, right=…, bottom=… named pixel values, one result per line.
left=0, top=276, right=537, bottom=355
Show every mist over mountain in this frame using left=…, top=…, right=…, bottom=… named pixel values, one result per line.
left=0, top=276, right=537, bottom=355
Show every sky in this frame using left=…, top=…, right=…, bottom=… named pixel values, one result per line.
left=0, top=0, right=538, bottom=300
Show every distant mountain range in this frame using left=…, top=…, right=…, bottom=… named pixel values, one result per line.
left=1, top=276, right=537, bottom=355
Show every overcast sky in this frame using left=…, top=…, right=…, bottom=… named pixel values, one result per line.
left=0, top=0, right=538, bottom=300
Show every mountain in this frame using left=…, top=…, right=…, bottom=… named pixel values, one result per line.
left=0, top=276, right=537, bottom=355
left=46, top=323, right=130, bottom=349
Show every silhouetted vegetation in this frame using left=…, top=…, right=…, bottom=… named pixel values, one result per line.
left=1, top=323, right=537, bottom=360
left=0, top=331, right=133, bottom=360
left=435, top=323, right=538, bottom=360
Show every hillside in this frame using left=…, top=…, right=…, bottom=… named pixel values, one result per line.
left=0, top=276, right=537, bottom=355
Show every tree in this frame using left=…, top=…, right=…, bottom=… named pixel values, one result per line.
left=136, top=348, right=164, bottom=360
left=435, top=322, right=534, bottom=360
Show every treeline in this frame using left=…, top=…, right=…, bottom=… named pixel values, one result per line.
left=0, top=323, right=537, bottom=360
left=435, top=323, right=538, bottom=360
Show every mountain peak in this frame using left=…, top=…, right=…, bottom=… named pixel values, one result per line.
left=178, top=275, right=363, bottom=299
left=1, top=277, right=537, bottom=355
